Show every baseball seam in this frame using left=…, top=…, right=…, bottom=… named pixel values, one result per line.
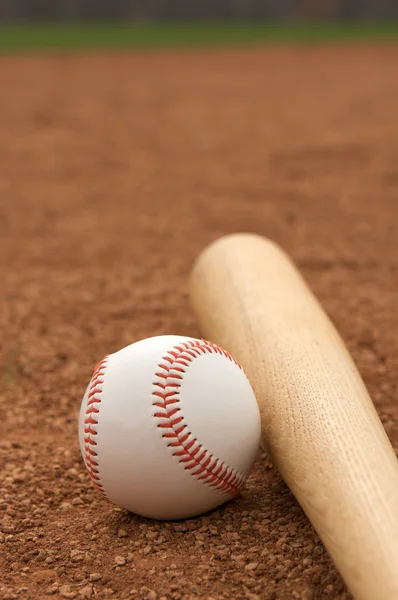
left=83, top=355, right=109, bottom=498
left=152, top=339, right=246, bottom=497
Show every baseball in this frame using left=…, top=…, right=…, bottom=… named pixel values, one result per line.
left=78, top=335, right=261, bottom=520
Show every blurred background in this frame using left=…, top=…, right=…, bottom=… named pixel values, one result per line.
left=0, top=0, right=398, bottom=22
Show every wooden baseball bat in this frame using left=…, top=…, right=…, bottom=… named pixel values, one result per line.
left=189, top=233, right=398, bottom=600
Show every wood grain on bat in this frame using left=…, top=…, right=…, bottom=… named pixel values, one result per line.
left=189, top=233, right=398, bottom=600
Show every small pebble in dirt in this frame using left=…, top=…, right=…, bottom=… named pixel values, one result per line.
left=245, top=562, right=259, bottom=571
left=59, top=585, right=78, bottom=599
left=114, top=555, right=126, bottom=566
left=118, top=528, right=128, bottom=538
left=70, top=549, right=85, bottom=562
left=89, top=573, right=102, bottom=582
left=78, top=584, right=93, bottom=598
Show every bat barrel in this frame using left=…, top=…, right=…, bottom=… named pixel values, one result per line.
left=189, top=233, right=398, bottom=600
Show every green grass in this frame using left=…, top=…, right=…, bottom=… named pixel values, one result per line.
left=0, top=22, right=398, bottom=53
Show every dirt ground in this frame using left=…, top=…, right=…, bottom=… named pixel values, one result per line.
left=1, top=42, right=398, bottom=600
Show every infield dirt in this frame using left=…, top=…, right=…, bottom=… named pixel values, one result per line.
left=1, top=42, right=397, bottom=600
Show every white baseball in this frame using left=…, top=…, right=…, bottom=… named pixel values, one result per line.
left=78, top=335, right=261, bottom=520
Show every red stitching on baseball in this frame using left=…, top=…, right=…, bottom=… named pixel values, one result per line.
left=83, top=355, right=109, bottom=497
left=152, top=339, right=245, bottom=497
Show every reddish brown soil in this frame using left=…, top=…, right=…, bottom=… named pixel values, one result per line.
left=1, top=43, right=397, bottom=600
